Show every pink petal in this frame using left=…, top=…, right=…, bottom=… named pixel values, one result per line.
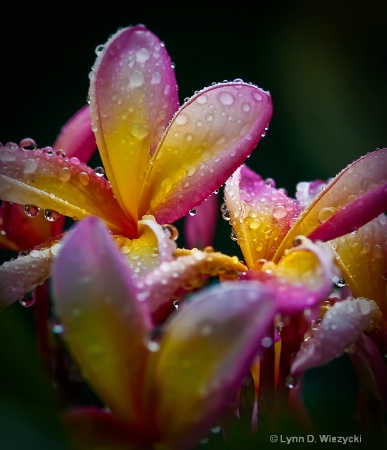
left=53, top=105, right=96, bottom=162
left=184, top=193, right=219, bottom=249
left=142, top=82, right=273, bottom=224
left=291, top=298, right=380, bottom=378
left=0, top=143, right=134, bottom=236
left=52, top=216, right=151, bottom=425
left=138, top=248, right=246, bottom=323
left=308, top=182, right=387, bottom=242
left=274, top=148, right=387, bottom=261
left=145, top=281, right=276, bottom=449
left=89, top=24, right=179, bottom=222
left=0, top=239, right=61, bottom=308
left=224, top=165, right=301, bottom=267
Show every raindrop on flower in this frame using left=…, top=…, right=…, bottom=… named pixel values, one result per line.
left=162, top=224, right=179, bottom=241
left=189, top=208, right=197, bottom=216
left=94, top=166, right=105, bottom=177
left=24, top=204, right=41, bottom=217
left=19, top=290, right=36, bottom=308
left=19, top=138, right=37, bottom=151
left=44, top=209, right=61, bottom=222
left=230, top=228, right=238, bottom=241
left=285, top=375, right=297, bottom=389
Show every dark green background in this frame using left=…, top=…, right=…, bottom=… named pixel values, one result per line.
left=1, top=1, right=387, bottom=448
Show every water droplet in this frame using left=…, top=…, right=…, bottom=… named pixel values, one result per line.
left=273, top=205, right=287, bottom=220
left=44, top=209, right=61, bottom=222
left=230, top=228, right=238, bottom=241
left=218, top=92, right=234, bottom=105
left=189, top=208, right=197, bottom=216
left=19, top=138, right=37, bottom=151
left=334, top=277, right=346, bottom=288
left=285, top=375, right=297, bottom=389
left=24, top=204, right=40, bottom=217
left=130, top=123, right=149, bottom=140
left=175, top=113, right=188, bottom=125
left=128, top=70, right=145, bottom=87
left=261, top=337, right=273, bottom=348
left=50, top=319, right=65, bottom=335
left=317, top=207, right=336, bottom=224
left=19, top=290, right=36, bottom=307
left=59, top=167, right=71, bottom=181
left=135, top=47, right=150, bottom=62
left=94, top=166, right=105, bottom=177
left=55, top=150, right=66, bottom=158
left=162, top=224, right=179, bottom=241
left=23, top=158, right=38, bottom=174
left=78, top=171, right=89, bottom=186
left=95, top=44, right=104, bottom=55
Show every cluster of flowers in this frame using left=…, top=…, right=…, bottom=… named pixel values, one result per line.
left=0, top=25, right=386, bottom=449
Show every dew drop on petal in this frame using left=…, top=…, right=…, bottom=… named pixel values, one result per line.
left=218, top=92, right=234, bottom=106
left=128, top=70, right=145, bottom=87
left=59, top=167, right=71, bottom=181
left=130, top=123, right=149, bottom=140
left=23, top=158, right=38, bottom=174
left=94, top=166, right=105, bottom=177
left=230, top=228, right=238, bottom=241
left=162, top=224, right=179, bottom=241
left=189, top=208, right=197, bottom=216
left=78, top=171, right=89, bottom=186
left=317, top=207, right=336, bottom=224
left=44, top=209, right=61, bottom=222
left=273, top=205, right=287, bottom=220
left=19, top=290, right=36, bottom=307
left=24, top=204, right=41, bottom=217
left=19, top=138, right=37, bottom=151
left=175, top=113, right=188, bottom=125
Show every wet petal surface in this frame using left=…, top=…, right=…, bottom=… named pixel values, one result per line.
left=89, top=25, right=179, bottom=222
left=52, top=216, right=151, bottom=425
left=0, top=144, right=134, bottom=235
left=291, top=298, right=380, bottom=377
left=144, top=281, right=276, bottom=449
left=224, top=165, right=301, bottom=268
left=142, top=83, right=273, bottom=223
left=274, top=148, right=387, bottom=261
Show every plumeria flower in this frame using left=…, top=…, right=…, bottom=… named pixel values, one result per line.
left=0, top=24, right=272, bottom=310
left=222, top=148, right=387, bottom=432
left=224, top=148, right=387, bottom=315
left=52, top=215, right=277, bottom=450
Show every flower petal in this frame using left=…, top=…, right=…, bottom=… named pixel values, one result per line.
left=308, top=183, right=387, bottom=242
left=141, top=82, right=273, bottom=223
left=0, top=202, right=64, bottom=251
left=332, top=215, right=387, bottom=316
left=274, top=148, right=387, bottom=261
left=246, top=237, right=338, bottom=315
left=53, top=105, right=96, bottom=162
left=140, top=247, right=247, bottom=323
left=0, top=239, right=60, bottom=308
left=89, top=25, right=179, bottom=222
left=184, top=193, right=219, bottom=249
left=291, top=298, right=381, bottom=378
left=0, top=144, right=134, bottom=235
left=52, top=216, right=151, bottom=425
left=144, top=281, right=276, bottom=449
left=224, top=165, right=301, bottom=268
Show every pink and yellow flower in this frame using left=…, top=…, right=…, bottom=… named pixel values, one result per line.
left=0, top=24, right=272, bottom=310
left=52, top=215, right=277, bottom=449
